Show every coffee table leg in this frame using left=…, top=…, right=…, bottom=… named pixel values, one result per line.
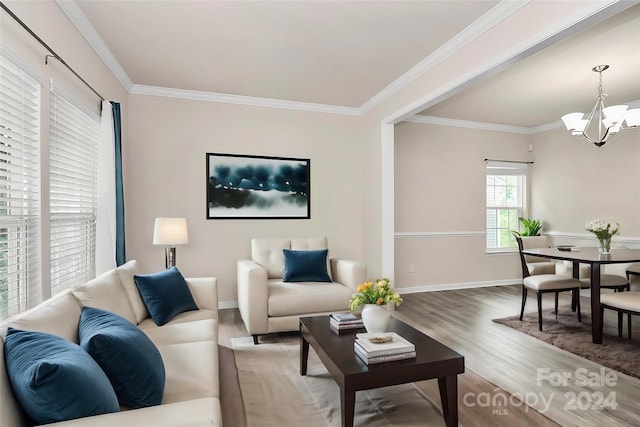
left=300, top=334, right=309, bottom=375
left=438, top=375, right=458, bottom=427
left=340, top=388, right=355, bottom=427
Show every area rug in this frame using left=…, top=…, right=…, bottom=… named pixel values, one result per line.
left=231, top=336, right=448, bottom=427
left=493, top=307, right=640, bottom=379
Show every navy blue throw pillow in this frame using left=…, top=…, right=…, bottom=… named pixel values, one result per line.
left=4, top=328, right=119, bottom=425
left=134, top=266, right=198, bottom=326
left=282, top=249, right=332, bottom=282
left=79, top=306, right=166, bottom=408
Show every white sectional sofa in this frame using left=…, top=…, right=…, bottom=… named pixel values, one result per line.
left=237, top=237, right=366, bottom=343
left=0, top=260, right=222, bottom=426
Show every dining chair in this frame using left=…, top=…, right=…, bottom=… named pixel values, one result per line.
left=600, top=291, right=640, bottom=340
left=518, top=236, right=557, bottom=275
left=515, top=236, right=583, bottom=331
left=557, top=261, right=629, bottom=291
left=626, top=263, right=640, bottom=290
left=556, top=261, right=630, bottom=311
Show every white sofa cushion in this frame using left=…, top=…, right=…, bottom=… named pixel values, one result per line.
left=157, top=341, right=219, bottom=403
left=138, top=309, right=218, bottom=330
left=1, top=290, right=81, bottom=343
left=116, top=260, right=149, bottom=324
left=45, top=398, right=222, bottom=427
left=252, top=238, right=291, bottom=279
left=267, top=280, right=352, bottom=317
left=72, top=269, right=137, bottom=325
left=141, top=319, right=218, bottom=346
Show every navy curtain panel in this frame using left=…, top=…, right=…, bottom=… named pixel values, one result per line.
left=111, top=102, right=126, bottom=266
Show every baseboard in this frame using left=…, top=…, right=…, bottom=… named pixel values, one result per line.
left=219, top=300, right=239, bottom=310
left=397, top=278, right=521, bottom=294
left=219, top=280, right=522, bottom=309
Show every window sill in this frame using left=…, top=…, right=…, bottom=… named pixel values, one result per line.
left=486, top=248, right=518, bottom=255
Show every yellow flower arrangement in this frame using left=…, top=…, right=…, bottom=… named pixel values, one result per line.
left=348, top=278, right=402, bottom=311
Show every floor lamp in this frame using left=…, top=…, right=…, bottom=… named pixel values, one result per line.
left=153, top=218, right=189, bottom=269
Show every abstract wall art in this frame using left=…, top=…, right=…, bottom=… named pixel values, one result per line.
left=206, top=153, right=310, bottom=219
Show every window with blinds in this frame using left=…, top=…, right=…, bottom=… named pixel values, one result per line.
left=49, top=90, right=98, bottom=295
left=0, top=52, right=41, bottom=320
left=486, top=161, right=527, bottom=251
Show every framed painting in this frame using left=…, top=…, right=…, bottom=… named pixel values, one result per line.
left=206, top=152, right=310, bottom=219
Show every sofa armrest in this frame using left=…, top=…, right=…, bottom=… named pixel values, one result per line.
left=185, top=277, right=218, bottom=313
left=237, top=259, right=269, bottom=335
left=330, top=259, right=367, bottom=292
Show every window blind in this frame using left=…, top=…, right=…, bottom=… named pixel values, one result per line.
left=49, top=89, right=98, bottom=295
left=0, top=52, right=41, bottom=320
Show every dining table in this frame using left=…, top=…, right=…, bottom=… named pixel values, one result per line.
left=520, top=246, right=640, bottom=344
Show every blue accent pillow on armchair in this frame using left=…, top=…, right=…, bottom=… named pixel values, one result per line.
left=134, top=266, right=198, bottom=326
left=283, top=249, right=332, bottom=282
left=4, top=327, right=119, bottom=425
left=79, top=306, right=165, bottom=408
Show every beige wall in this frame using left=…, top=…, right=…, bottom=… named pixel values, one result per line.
left=4, top=0, right=630, bottom=305
left=530, top=127, right=640, bottom=238
left=393, top=122, right=530, bottom=288
left=126, top=95, right=364, bottom=304
left=358, top=0, right=620, bottom=278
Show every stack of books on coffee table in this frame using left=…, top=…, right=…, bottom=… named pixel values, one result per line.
left=329, top=313, right=364, bottom=332
left=354, top=332, right=416, bottom=365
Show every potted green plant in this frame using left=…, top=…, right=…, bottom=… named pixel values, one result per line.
left=512, top=217, right=542, bottom=236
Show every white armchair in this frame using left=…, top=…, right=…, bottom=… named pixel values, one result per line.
left=237, top=237, right=366, bottom=344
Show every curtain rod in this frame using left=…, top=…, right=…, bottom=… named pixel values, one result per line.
left=484, top=158, right=534, bottom=164
left=0, top=1, right=105, bottom=101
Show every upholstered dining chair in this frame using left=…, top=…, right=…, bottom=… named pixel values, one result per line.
left=557, top=261, right=630, bottom=292
left=515, top=236, right=583, bottom=331
left=557, top=261, right=630, bottom=311
left=518, top=236, right=557, bottom=275
left=600, top=291, right=640, bottom=340
left=626, top=263, right=640, bottom=290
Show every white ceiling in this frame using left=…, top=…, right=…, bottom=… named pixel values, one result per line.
left=74, top=0, right=499, bottom=107
left=68, top=1, right=640, bottom=128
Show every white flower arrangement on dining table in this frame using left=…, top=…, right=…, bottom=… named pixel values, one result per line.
left=585, top=219, right=619, bottom=253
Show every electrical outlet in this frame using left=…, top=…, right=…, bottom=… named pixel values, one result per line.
left=409, top=263, right=416, bottom=273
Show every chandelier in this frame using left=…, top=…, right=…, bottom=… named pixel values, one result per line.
left=561, top=65, right=640, bottom=147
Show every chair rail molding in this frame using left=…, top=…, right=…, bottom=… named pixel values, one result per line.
left=544, top=231, right=640, bottom=247
left=395, top=231, right=486, bottom=239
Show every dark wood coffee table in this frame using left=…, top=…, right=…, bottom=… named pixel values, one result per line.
left=300, top=316, right=465, bottom=427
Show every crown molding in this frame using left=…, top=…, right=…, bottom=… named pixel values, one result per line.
left=53, top=0, right=528, bottom=116
left=406, top=96, right=640, bottom=135
left=54, top=0, right=133, bottom=92
left=405, top=115, right=533, bottom=134
left=359, top=1, right=529, bottom=115
left=129, top=85, right=362, bottom=115
left=57, top=0, right=634, bottom=122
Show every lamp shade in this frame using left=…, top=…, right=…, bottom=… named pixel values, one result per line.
left=603, top=105, right=628, bottom=123
left=625, top=109, right=640, bottom=127
left=153, top=218, right=189, bottom=245
left=561, top=113, right=585, bottom=131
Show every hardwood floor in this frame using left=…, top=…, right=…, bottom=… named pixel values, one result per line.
left=218, top=285, right=640, bottom=427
